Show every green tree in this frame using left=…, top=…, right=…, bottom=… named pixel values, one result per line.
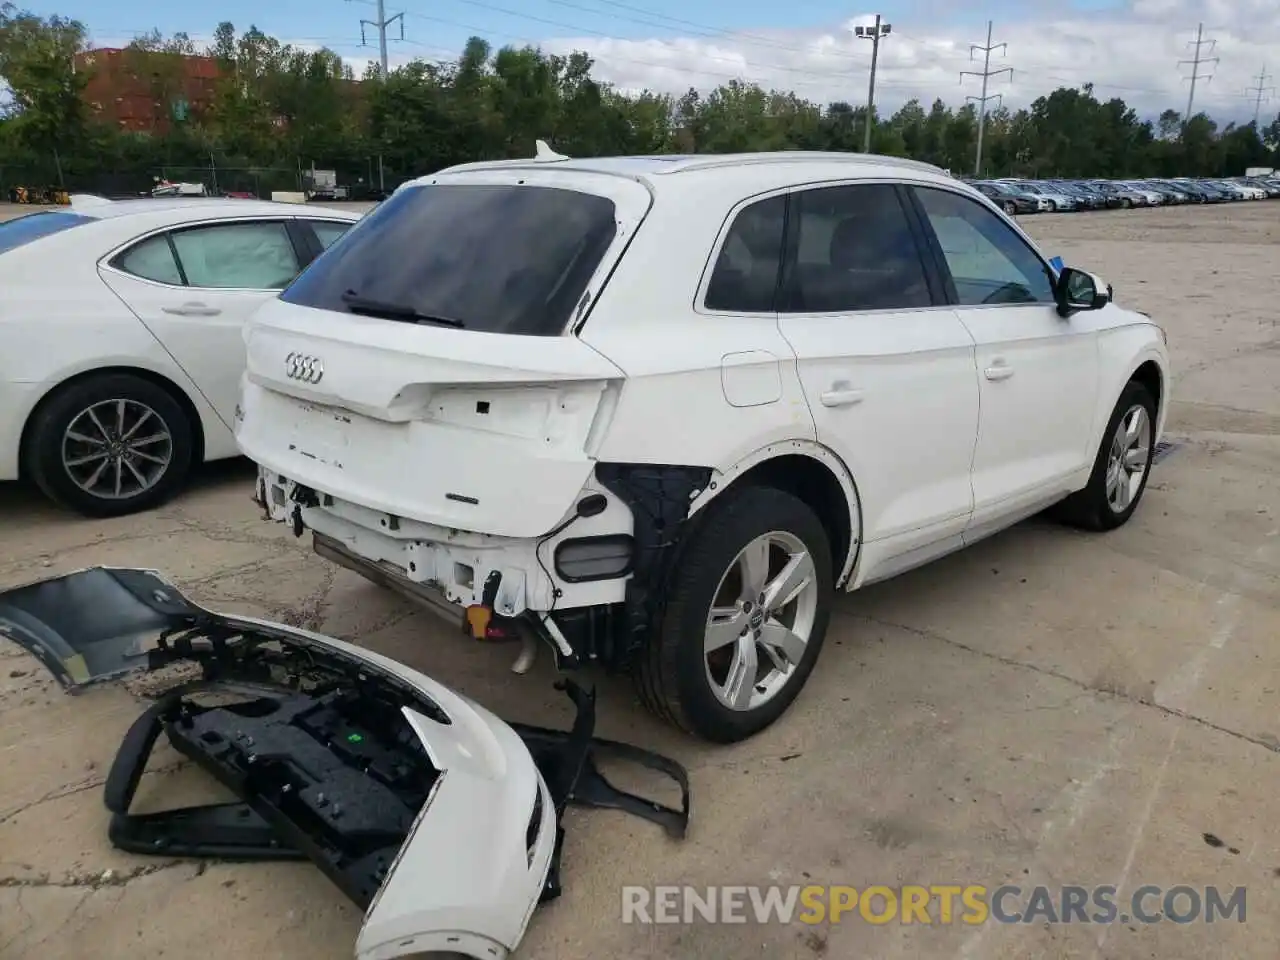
left=0, top=3, right=90, bottom=172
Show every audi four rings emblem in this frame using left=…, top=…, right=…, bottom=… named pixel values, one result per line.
left=285, top=352, right=324, bottom=383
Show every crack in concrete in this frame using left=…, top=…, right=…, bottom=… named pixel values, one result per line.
left=861, top=614, right=1280, bottom=758
left=0, top=861, right=187, bottom=889
left=0, top=758, right=190, bottom=826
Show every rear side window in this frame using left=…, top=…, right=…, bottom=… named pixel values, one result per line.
left=704, top=194, right=786, bottom=313
left=282, top=183, right=619, bottom=336
left=309, top=220, right=350, bottom=250
left=118, top=235, right=183, bottom=285
left=0, top=211, right=94, bottom=255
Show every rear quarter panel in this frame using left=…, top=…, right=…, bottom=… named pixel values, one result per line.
left=577, top=175, right=818, bottom=472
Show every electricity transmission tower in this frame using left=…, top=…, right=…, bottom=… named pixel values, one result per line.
left=1178, top=23, right=1217, bottom=128
left=960, top=20, right=1012, bottom=177
left=1246, top=65, right=1274, bottom=127
left=355, top=0, right=405, bottom=80
left=854, top=15, right=892, bottom=153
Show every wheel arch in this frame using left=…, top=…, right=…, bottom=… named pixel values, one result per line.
left=18, top=365, right=207, bottom=479
left=689, top=440, right=863, bottom=587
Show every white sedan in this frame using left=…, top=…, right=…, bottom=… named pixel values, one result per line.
left=0, top=197, right=361, bottom=516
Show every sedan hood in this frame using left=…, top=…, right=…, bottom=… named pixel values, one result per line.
left=0, top=566, right=690, bottom=960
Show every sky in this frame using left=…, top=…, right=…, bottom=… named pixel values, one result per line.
left=23, top=0, right=1280, bottom=124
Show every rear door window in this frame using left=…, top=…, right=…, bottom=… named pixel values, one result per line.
left=170, top=221, right=301, bottom=289
left=779, top=183, right=934, bottom=313
left=0, top=211, right=95, bottom=255
left=281, top=183, right=619, bottom=336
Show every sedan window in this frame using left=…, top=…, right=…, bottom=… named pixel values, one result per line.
left=0, top=211, right=94, bottom=255
left=309, top=219, right=352, bottom=251
left=914, top=187, right=1055, bottom=307
left=116, top=234, right=184, bottom=285
left=170, top=221, right=301, bottom=289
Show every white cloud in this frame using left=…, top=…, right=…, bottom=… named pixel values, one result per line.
left=537, top=1, right=1280, bottom=123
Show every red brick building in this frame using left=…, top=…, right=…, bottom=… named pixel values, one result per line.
left=75, top=47, right=221, bottom=133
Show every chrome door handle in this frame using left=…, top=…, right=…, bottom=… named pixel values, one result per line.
left=984, top=364, right=1015, bottom=381
left=819, top=386, right=864, bottom=407
left=162, top=302, right=222, bottom=317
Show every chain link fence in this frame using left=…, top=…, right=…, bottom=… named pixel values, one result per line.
left=0, top=156, right=414, bottom=205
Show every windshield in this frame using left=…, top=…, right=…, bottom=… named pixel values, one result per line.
left=0, top=211, right=95, bottom=255
left=281, top=182, right=619, bottom=336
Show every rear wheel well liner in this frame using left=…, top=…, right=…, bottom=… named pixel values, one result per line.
left=19, top=365, right=207, bottom=479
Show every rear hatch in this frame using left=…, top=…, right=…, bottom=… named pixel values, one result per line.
left=236, top=169, right=651, bottom=539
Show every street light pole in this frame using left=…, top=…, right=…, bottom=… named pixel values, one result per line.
left=855, top=16, right=892, bottom=154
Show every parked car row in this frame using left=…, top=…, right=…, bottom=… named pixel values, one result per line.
left=968, top=174, right=1280, bottom=213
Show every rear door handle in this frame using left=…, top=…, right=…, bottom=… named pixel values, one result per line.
left=162, top=302, right=222, bottom=317
left=819, top=385, right=864, bottom=407
left=984, top=363, right=1015, bottom=381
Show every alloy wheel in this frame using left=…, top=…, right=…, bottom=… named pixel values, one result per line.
left=61, top=398, right=174, bottom=500
left=703, top=531, right=820, bottom=712
left=1105, top=404, right=1151, bottom=514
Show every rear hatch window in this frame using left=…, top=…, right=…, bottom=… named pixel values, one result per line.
left=0, top=211, right=95, bottom=255
left=281, top=182, right=618, bottom=336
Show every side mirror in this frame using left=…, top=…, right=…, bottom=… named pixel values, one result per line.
left=1054, top=266, right=1111, bottom=318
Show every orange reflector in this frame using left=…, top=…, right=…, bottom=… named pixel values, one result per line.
left=465, top=604, right=493, bottom=640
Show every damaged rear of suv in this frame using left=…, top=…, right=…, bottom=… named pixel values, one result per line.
left=237, top=147, right=851, bottom=745
left=239, top=146, right=1166, bottom=744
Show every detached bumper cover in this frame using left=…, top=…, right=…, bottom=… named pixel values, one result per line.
left=0, top=567, right=690, bottom=960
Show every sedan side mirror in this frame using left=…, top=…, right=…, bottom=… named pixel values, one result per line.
left=1054, top=266, right=1111, bottom=318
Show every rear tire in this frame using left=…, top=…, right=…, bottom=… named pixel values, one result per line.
left=1003, top=201, right=1017, bottom=215
left=1051, top=380, right=1156, bottom=532
left=634, top=486, right=834, bottom=743
left=25, top=373, right=195, bottom=518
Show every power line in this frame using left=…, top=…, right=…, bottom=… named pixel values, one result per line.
left=352, top=0, right=405, bottom=79
left=1246, top=64, right=1274, bottom=126
left=1178, top=22, right=1217, bottom=126
left=854, top=15, right=891, bottom=152
left=960, top=20, right=1011, bottom=177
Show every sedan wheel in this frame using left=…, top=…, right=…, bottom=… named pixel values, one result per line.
left=25, top=372, right=195, bottom=517
left=1003, top=201, right=1017, bottom=215
left=62, top=399, right=174, bottom=501
left=635, top=485, right=834, bottom=742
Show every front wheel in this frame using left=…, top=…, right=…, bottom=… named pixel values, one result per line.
left=1051, top=380, right=1156, bottom=531
left=634, top=486, right=834, bottom=743
left=1047, top=200, right=1058, bottom=212
left=1003, top=201, right=1017, bottom=215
